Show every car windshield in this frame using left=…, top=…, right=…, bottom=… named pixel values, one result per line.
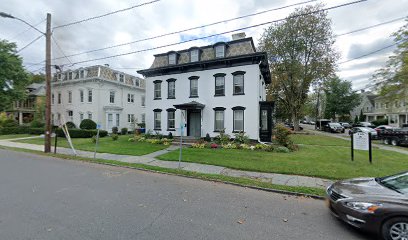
left=377, top=172, right=408, bottom=194
left=330, top=123, right=341, bottom=127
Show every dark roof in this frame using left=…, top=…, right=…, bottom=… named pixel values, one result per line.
left=174, top=101, right=205, bottom=110
left=366, top=94, right=377, bottom=105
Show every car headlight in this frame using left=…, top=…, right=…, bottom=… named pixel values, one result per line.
left=344, top=202, right=382, bottom=213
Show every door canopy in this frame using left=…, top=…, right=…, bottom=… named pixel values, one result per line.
left=173, top=101, right=205, bottom=110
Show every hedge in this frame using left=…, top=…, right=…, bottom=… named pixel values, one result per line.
left=0, top=126, right=45, bottom=135
left=55, top=128, right=108, bottom=138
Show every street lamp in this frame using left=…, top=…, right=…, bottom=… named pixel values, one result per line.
left=1, top=12, right=52, bottom=153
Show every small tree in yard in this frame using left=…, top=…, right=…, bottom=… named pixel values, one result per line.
left=79, top=119, right=97, bottom=129
left=273, top=123, right=293, bottom=148
left=354, top=115, right=359, bottom=124
left=359, top=109, right=366, bottom=122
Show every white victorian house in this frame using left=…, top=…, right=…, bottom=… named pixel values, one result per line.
left=138, top=34, right=273, bottom=141
left=51, top=65, right=146, bottom=132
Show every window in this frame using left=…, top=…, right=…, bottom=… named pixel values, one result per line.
left=51, top=114, right=54, bottom=125
left=109, top=91, right=115, bottom=103
left=88, top=113, right=92, bottom=120
left=58, top=92, right=62, bottom=104
left=128, top=94, right=134, bottom=103
left=68, top=72, right=73, bottom=80
left=119, top=74, right=124, bottom=82
left=154, top=80, right=162, bottom=99
left=116, top=114, right=120, bottom=127
left=57, top=113, right=61, bottom=123
left=51, top=93, right=54, bottom=104
left=189, top=76, right=199, bottom=97
left=80, top=113, right=84, bottom=122
left=68, top=110, right=73, bottom=117
left=167, top=109, right=175, bottom=130
left=68, top=91, right=72, bottom=103
left=215, top=45, right=225, bottom=58
left=135, top=78, right=140, bottom=87
left=232, top=106, right=245, bottom=132
left=213, top=107, right=225, bottom=132
left=190, top=49, right=199, bottom=62
left=80, top=90, right=84, bottom=102
left=232, top=71, right=245, bottom=95
left=153, top=109, right=162, bottom=130
left=57, top=74, right=61, bottom=80
left=214, top=73, right=225, bottom=96
left=141, top=114, right=145, bottom=123
left=141, top=95, right=145, bottom=106
left=128, top=114, right=135, bottom=123
left=80, top=70, right=85, bottom=78
left=168, top=53, right=177, bottom=65
left=108, top=114, right=113, bottom=128
left=88, top=90, right=92, bottom=102
left=167, top=79, right=176, bottom=99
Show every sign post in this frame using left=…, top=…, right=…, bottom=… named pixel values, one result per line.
left=178, top=111, right=185, bottom=169
left=94, top=124, right=101, bottom=159
left=351, top=132, right=372, bottom=164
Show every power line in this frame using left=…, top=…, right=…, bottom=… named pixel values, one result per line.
left=53, top=0, right=161, bottom=29
left=51, top=0, right=318, bottom=61
left=7, top=18, right=46, bottom=41
left=17, top=34, right=43, bottom=53
left=335, top=16, right=406, bottom=37
left=52, top=35, right=73, bottom=64
left=339, top=42, right=397, bottom=64
left=57, top=0, right=368, bottom=66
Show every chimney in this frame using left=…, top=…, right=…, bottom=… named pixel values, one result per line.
left=232, top=32, right=246, bottom=40
left=361, top=89, right=365, bottom=93
left=104, top=64, right=109, bottom=67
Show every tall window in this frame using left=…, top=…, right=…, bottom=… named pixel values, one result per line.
left=154, top=80, right=162, bottom=99
left=109, top=91, right=115, bottom=103
left=232, top=106, right=245, bottom=132
left=153, top=109, right=162, bottom=130
left=108, top=114, right=113, bottom=128
left=88, top=89, right=92, bottom=102
left=167, top=109, right=175, bottom=130
left=141, top=96, right=145, bottom=106
left=190, top=49, right=199, bottom=62
left=80, top=70, right=85, bottom=78
left=119, top=74, right=124, bottom=82
left=68, top=72, right=73, bottom=80
left=58, top=92, right=62, bottom=104
left=80, top=90, right=84, bottom=102
left=116, top=114, right=120, bottom=127
left=168, top=53, right=176, bottom=65
left=215, top=45, right=225, bottom=58
left=80, top=113, right=84, bottom=122
left=128, top=94, right=134, bottom=103
left=167, top=79, right=176, bottom=99
left=189, top=76, right=199, bottom=97
left=141, top=114, right=145, bottom=123
left=88, top=113, right=92, bottom=120
left=68, top=91, right=72, bottom=103
left=128, top=114, right=135, bottom=123
left=51, top=114, right=54, bottom=125
left=51, top=93, right=54, bottom=104
left=214, top=73, right=225, bottom=96
left=213, top=107, right=225, bottom=132
left=232, top=71, right=245, bottom=95
left=68, top=110, right=73, bottom=117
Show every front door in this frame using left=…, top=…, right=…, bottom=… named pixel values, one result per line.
left=259, top=102, right=274, bottom=142
left=188, top=111, right=201, bottom=138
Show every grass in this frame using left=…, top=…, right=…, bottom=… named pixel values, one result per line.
left=157, top=135, right=408, bottom=180
left=0, top=145, right=326, bottom=197
left=15, top=135, right=168, bottom=156
left=0, top=134, right=34, bottom=140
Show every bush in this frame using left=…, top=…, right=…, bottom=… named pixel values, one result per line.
left=121, top=128, right=128, bottom=135
left=204, top=133, right=211, bottom=142
left=274, top=146, right=290, bottom=153
left=91, top=135, right=97, bottom=143
left=210, top=143, right=218, bottom=149
left=65, top=121, right=76, bottom=129
left=138, top=122, right=146, bottom=128
left=79, top=119, right=97, bottom=130
left=30, top=120, right=45, bottom=128
left=111, top=133, right=119, bottom=141
left=128, top=137, right=135, bottom=142
left=214, top=130, right=230, bottom=145
left=29, top=128, right=45, bottom=135
left=2, top=118, right=18, bottom=128
left=273, top=123, right=293, bottom=147
left=372, top=118, right=388, bottom=126
left=191, top=142, right=206, bottom=148
left=112, top=127, right=118, bottom=134
left=167, top=132, right=173, bottom=139
left=233, top=131, right=250, bottom=144
left=55, top=128, right=107, bottom=138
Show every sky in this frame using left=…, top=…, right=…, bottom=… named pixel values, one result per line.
left=0, top=0, right=407, bottom=91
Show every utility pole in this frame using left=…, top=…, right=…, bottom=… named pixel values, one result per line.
left=44, top=13, right=52, bottom=153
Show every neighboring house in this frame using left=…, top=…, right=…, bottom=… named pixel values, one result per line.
left=51, top=65, right=145, bottom=132
left=8, top=83, right=45, bottom=124
left=350, top=91, right=376, bottom=121
left=366, top=93, right=408, bottom=127
left=137, top=34, right=273, bottom=141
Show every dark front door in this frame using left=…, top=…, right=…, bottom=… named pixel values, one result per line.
left=259, top=102, right=274, bottom=142
left=188, top=110, right=201, bottom=137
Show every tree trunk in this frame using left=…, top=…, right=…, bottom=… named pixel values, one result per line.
left=292, top=112, right=300, bottom=131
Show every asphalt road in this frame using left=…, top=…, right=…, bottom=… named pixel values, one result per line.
left=0, top=149, right=375, bottom=240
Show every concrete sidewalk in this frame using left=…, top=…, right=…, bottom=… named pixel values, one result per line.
left=0, top=137, right=333, bottom=189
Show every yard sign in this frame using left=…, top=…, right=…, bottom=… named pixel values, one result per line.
left=351, top=132, right=372, bottom=163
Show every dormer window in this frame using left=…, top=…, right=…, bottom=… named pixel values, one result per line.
left=168, top=53, right=177, bottom=65
left=68, top=72, right=73, bottom=80
left=190, top=49, right=199, bottom=62
left=215, top=45, right=225, bottom=58
left=119, top=74, right=124, bottom=82
left=80, top=70, right=85, bottom=78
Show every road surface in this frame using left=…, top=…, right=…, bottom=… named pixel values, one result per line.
left=0, top=149, right=375, bottom=240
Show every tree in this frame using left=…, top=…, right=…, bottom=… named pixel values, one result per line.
left=29, top=73, right=45, bottom=83
left=259, top=4, right=338, bottom=130
left=359, top=109, right=366, bottom=122
left=323, top=77, right=360, bottom=120
left=0, top=39, right=30, bottom=111
left=374, top=18, right=408, bottom=100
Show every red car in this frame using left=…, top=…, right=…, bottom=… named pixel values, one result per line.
left=374, top=125, right=394, bottom=133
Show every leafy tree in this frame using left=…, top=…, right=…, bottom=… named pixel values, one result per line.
left=28, top=73, right=45, bottom=83
left=0, top=39, right=30, bottom=111
left=259, top=4, right=338, bottom=130
left=354, top=115, right=359, bottom=124
left=374, top=18, right=408, bottom=100
left=323, top=77, right=360, bottom=120
left=359, top=109, right=366, bottom=122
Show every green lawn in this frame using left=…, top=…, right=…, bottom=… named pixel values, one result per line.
left=0, top=134, right=34, bottom=140
left=158, top=135, right=408, bottom=180
left=15, top=136, right=168, bottom=156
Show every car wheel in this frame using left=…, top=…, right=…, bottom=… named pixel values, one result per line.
left=382, top=217, right=408, bottom=240
left=391, top=139, right=399, bottom=146
left=384, top=139, right=390, bottom=145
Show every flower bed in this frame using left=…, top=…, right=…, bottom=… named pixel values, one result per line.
left=127, top=133, right=172, bottom=146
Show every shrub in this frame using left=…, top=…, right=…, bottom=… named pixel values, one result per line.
left=233, top=131, right=250, bottom=144
left=128, top=137, right=135, bottom=142
left=204, top=133, right=211, bottom=142
left=55, top=128, right=107, bottom=138
left=214, top=130, right=230, bottom=145
left=222, top=143, right=237, bottom=149
left=191, top=142, right=206, bottom=148
left=274, top=146, right=290, bottom=153
left=121, top=128, right=128, bottom=135
left=65, top=121, right=76, bottom=129
left=30, top=120, right=45, bottom=128
left=255, top=143, right=268, bottom=150
left=2, top=118, right=18, bottom=128
left=372, top=118, right=388, bottom=126
left=112, top=127, right=118, bottom=134
left=79, top=119, right=97, bottom=130
left=273, top=123, right=293, bottom=147
left=28, top=128, right=45, bottom=135
left=167, top=132, right=173, bottom=139
left=154, top=131, right=163, bottom=139
left=111, top=133, right=119, bottom=141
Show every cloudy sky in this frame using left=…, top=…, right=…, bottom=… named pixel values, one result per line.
left=1, top=0, right=407, bottom=90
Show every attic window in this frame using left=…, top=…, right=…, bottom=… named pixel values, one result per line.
left=68, top=72, right=73, bottom=80
left=168, top=53, right=177, bottom=65
left=119, top=74, right=124, bottom=82
left=80, top=70, right=85, bottom=78
left=190, top=49, right=199, bottom=62
left=215, top=45, right=225, bottom=58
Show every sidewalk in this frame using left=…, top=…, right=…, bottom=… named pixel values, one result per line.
left=0, top=137, right=333, bottom=189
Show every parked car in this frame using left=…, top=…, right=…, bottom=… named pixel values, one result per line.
left=309, top=121, right=316, bottom=125
left=316, top=119, right=331, bottom=130
left=324, top=123, right=345, bottom=133
left=339, top=122, right=352, bottom=129
left=355, top=122, right=376, bottom=128
left=374, top=125, right=394, bottom=133
left=349, top=127, right=378, bottom=139
left=284, top=123, right=303, bottom=131
left=326, top=171, right=408, bottom=240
